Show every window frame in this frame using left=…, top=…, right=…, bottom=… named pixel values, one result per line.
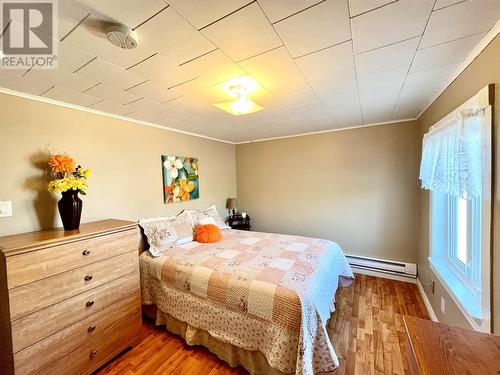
left=427, top=90, right=492, bottom=333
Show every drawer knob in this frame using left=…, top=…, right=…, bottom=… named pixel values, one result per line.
left=82, top=249, right=91, bottom=256
left=90, top=350, right=97, bottom=358
left=84, top=275, right=93, bottom=281
left=85, top=300, right=95, bottom=307
left=88, top=325, right=96, bottom=333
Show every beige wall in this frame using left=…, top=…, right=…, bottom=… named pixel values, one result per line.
left=417, top=34, right=500, bottom=331
left=0, top=93, right=237, bottom=236
left=236, top=121, right=419, bottom=263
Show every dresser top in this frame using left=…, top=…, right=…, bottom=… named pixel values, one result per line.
left=404, top=316, right=500, bottom=374
left=0, top=219, right=137, bottom=256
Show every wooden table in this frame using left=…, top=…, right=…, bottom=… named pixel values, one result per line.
left=404, top=316, right=500, bottom=375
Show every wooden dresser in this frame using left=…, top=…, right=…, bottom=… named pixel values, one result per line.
left=404, top=316, right=500, bottom=374
left=0, top=219, right=142, bottom=375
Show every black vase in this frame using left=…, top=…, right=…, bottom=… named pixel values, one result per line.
left=58, top=190, right=83, bottom=231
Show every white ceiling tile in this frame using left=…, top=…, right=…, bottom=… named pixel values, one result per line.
left=59, top=0, right=90, bottom=39
left=122, top=98, right=172, bottom=114
left=201, top=3, right=282, bottom=62
left=135, top=7, right=216, bottom=66
left=295, top=40, right=354, bottom=81
left=349, top=0, right=395, bottom=17
left=358, top=65, right=408, bottom=109
left=128, top=53, right=197, bottom=88
left=23, top=69, right=98, bottom=92
left=308, top=68, right=358, bottom=99
left=330, top=110, right=363, bottom=127
left=411, top=32, right=485, bottom=72
left=420, top=0, right=500, bottom=48
left=258, top=0, right=323, bottom=23
left=126, top=110, right=165, bottom=123
left=90, top=100, right=136, bottom=115
left=42, top=86, right=100, bottom=107
left=434, top=0, right=464, bottom=10
left=320, top=85, right=363, bottom=126
left=125, top=81, right=182, bottom=103
left=0, top=71, right=54, bottom=95
left=57, top=41, right=95, bottom=71
left=363, top=108, right=393, bottom=123
left=180, top=49, right=245, bottom=85
left=239, top=46, right=300, bottom=80
left=238, top=47, right=308, bottom=95
left=351, top=0, right=434, bottom=53
left=277, top=89, right=318, bottom=107
left=76, top=58, right=145, bottom=90
left=84, top=83, right=140, bottom=104
left=397, top=85, right=434, bottom=108
left=169, top=0, right=252, bottom=29
left=355, top=37, right=419, bottom=75
left=63, top=16, right=156, bottom=69
left=262, top=72, right=310, bottom=96
left=274, top=0, right=350, bottom=58
left=76, top=0, right=167, bottom=28
left=404, top=62, right=461, bottom=92
left=392, top=103, right=421, bottom=119
left=170, top=78, right=229, bottom=103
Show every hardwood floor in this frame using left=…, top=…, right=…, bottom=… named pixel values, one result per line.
left=96, top=275, right=429, bottom=375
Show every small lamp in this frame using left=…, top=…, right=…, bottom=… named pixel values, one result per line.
left=226, top=198, right=237, bottom=217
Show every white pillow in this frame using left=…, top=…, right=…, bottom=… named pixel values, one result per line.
left=186, top=204, right=230, bottom=230
left=139, top=214, right=193, bottom=257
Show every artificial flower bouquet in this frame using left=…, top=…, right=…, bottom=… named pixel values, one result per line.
left=47, top=154, right=91, bottom=194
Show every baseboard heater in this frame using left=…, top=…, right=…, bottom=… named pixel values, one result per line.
left=346, top=254, right=417, bottom=279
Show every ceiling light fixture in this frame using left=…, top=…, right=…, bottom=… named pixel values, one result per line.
left=214, top=76, right=264, bottom=115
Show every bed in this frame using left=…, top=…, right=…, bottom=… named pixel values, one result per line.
left=139, top=228, right=354, bottom=375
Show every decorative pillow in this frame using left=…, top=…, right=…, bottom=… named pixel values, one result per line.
left=186, top=204, right=230, bottom=230
left=195, top=224, right=222, bottom=243
left=139, top=215, right=193, bottom=257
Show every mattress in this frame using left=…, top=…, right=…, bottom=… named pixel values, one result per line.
left=140, top=229, right=354, bottom=375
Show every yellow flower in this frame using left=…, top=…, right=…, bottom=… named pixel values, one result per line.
left=178, top=179, right=195, bottom=201
left=48, top=177, right=88, bottom=193
left=80, top=168, right=91, bottom=179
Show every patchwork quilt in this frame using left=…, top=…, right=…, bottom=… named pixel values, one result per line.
left=140, top=229, right=354, bottom=374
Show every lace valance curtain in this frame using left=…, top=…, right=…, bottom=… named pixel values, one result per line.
left=419, top=107, right=486, bottom=199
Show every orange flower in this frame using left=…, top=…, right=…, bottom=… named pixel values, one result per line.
left=48, top=154, right=75, bottom=174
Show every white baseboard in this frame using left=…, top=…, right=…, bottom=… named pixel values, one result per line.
left=417, top=278, right=438, bottom=322
left=352, top=267, right=417, bottom=284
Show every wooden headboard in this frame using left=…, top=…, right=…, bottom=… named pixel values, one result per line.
left=137, top=225, right=149, bottom=255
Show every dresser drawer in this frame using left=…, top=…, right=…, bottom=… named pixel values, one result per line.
left=9, top=251, right=138, bottom=321
left=6, top=229, right=137, bottom=289
left=12, top=271, right=139, bottom=352
left=41, top=312, right=142, bottom=375
left=14, top=291, right=141, bottom=374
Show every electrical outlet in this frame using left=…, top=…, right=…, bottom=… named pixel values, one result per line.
left=0, top=201, right=12, bottom=217
left=440, top=297, right=445, bottom=314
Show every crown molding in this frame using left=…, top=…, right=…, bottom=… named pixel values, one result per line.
left=416, top=19, right=500, bottom=119
left=0, top=87, right=236, bottom=145
left=235, top=118, right=417, bottom=144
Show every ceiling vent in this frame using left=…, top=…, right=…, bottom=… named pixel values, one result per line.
left=105, top=25, right=138, bottom=49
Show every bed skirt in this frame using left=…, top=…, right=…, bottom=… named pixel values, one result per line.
left=143, top=304, right=289, bottom=375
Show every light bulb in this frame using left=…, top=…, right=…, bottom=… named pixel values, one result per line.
left=231, top=96, right=254, bottom=114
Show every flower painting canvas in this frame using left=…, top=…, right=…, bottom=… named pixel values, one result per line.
left=162, top=155, right=199, bottom=203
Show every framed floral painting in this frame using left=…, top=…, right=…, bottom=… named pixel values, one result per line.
left=162, top=155, right=199, bottom=203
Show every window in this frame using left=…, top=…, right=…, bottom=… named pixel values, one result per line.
left=422, top=85, right=492, bottom=333
left=430, top=193, right=483, bottom=313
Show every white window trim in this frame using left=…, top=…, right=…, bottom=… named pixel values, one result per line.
left=428, top=85, right=493, bottom=333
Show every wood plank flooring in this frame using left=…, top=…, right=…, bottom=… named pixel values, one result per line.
left=97, top=275, right=429, bottom=375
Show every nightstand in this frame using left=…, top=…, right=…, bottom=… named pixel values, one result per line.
left=226, top=215, right=251, bottom=231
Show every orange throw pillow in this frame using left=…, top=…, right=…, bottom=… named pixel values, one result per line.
left=195, top=224, right=222, bottom=243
